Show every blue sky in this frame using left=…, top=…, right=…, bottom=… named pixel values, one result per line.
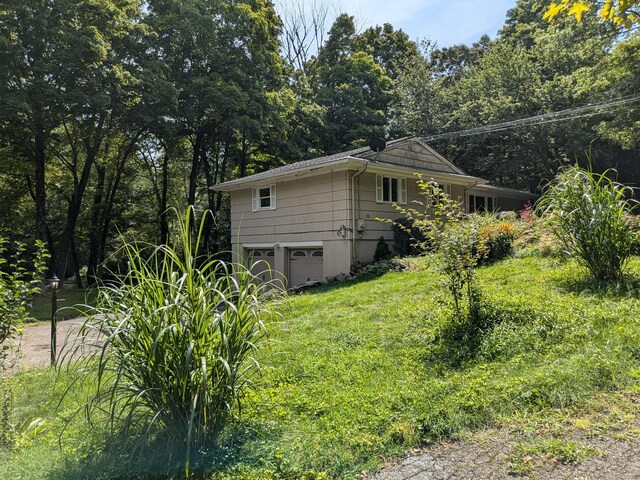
left=339, top=0, right=516, bottom=47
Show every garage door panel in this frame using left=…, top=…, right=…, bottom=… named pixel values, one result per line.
left=248, top=249, right=274, bottom=282
left=289, top=249, right=323, bottom=286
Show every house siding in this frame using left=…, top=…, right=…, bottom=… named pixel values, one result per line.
left=367, top=142, right=459, bottom=173
left=351, top=172, right=470, bottom=264
left=230, top=171, right=351, bottom=285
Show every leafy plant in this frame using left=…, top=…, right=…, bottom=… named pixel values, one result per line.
left=64, top=208, right=280, bottom=474
left=476, top=219, right=517, bottom=263
left=386, top=177, right=481, bottom=318
left=0, top=236, right=47, bottom=448
left=391, top=217, right=428, bottom=256
left=373, top=236, right=392, bottom=262
left=536, top=165, right=636, bottom=281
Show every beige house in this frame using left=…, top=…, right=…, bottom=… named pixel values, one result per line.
left=213, top=137, right=537, bottom=287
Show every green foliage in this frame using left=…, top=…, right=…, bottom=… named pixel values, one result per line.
left=391, top=217, right=429, bottom=256
left=373, top=236, right=391, bottom=262
left=470, top=214, right=517, bottom=263
left=0, top=237, right=48, bottom=370
left=64, top=208, right=280, bottom=474
left=354, top=258, right=406, bottom=278
left=536, top=164, right=635, bottom=280
left=5, top=257, right=640, bottom=478
left=390, top=178, right=481, bottom=317
left=0, top=236, right=47, bottom=449
left=508, top=437, right=603, bottom=475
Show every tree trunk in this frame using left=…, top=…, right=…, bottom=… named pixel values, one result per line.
left=187, top=131, right=204, bottom=206
left=86, top=163, right=106, bottom=286
left=34, top=123, right=47, bottom=243
left=55, top=117, right=106, bottom=278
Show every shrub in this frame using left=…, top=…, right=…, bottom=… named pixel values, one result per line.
left=536, top=165, right=635, bottom=281
left=65, top=208, right=280, bottom=474
left=386, top=178, right=482, bottom=318
left=476, top=221, right=516, bottom=262
left=354, top=258, right=406, bottom=278
left=373, top=236, right=392, bottom=261
left=391, top=217, right=428, bottom=256
left=629, top=214, right=640, bottom=254
left=0, top=237, right=47, bottom=448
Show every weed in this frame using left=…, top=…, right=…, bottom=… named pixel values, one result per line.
left=508, top=438, right=603, bottom=475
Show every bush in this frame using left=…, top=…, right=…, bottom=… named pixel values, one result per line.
left=354, top=258, right=406, bottom=278
left=0, top=237, right=47, bottom=448
left=536, top=165, right=635, bottom=281
left=373, top=236, right=392, bottom=261
left=65, top=208, right=280, bottom=474
left=476, top=221, right=516, bottom=262
left=391, top=218, right=428, bottom=256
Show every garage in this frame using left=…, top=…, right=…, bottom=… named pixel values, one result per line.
left=247, top=249, right=275, bottom=282
left=288, top=249, right=323, bottom=286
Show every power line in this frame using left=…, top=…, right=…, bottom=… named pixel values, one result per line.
left=420, top=94, right=640, bottom=143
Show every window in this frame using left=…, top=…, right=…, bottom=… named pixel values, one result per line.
left=468, top=194, right=496, bottom=213
left=376, top=175, right=407, bottom=204
left=252, top=184, right=276, bottom=211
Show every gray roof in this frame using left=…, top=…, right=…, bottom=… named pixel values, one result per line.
left=214, top=137, right=411, bottom=190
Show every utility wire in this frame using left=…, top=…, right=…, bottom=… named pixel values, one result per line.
left=420, top=93, right=640, bottom=143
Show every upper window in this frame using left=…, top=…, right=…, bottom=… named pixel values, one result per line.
left=252, top=185, right=276, bottom=211
left=376, top=175, right=407, bottom=204
left=468, top=194, right=496, bottom=213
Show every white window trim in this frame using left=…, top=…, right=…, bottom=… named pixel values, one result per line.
left=252, top=184, right=276, bottom=212
left=376, top=174, right=407, bottom=204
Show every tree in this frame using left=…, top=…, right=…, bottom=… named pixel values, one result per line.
left=544, top=0, right=640, bottom=28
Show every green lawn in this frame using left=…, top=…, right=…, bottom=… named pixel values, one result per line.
left=27, top=287, right=96, bottom=323
left=3, top=255, right=640, bottom=479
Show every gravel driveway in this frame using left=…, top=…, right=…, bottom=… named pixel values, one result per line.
left=7, top=318, right=89, bottom=371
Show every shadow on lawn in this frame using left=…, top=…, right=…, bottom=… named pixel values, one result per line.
left=46, top=422, right=278, bottom=480
left=555, top=273, right=640, bottom=299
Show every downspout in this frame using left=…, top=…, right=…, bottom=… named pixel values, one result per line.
left=351, top=161, right=369, bottom=260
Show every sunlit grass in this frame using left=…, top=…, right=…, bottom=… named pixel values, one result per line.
left=3, top=255, right=640, bottom=479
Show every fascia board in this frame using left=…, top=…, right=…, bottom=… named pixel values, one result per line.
left=211, top=157, right=366, bottom=191
left=367, top=162, right=487, bottom=186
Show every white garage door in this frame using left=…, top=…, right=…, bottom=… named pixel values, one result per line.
left=289, top=249, right=323, bottom=286
left=247, top=249, right=275, bottom=282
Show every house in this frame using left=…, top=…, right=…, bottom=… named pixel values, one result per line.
left=212, top=137, right=538, bottom=287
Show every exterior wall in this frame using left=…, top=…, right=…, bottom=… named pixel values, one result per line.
left=369, top=142, right=459, bottom=173
left=230, top=171, right=351, bottom=285
left=352, top=171, right=469, bottom=264
left=496, top=195, right=529, bottom=212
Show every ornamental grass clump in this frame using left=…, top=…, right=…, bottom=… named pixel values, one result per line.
left=65, top=208, right=280, bottom=474
left=536, top=165, right=636, bottom=281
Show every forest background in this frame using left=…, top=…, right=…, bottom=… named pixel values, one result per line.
left=1, top=0, right=638, bottom=284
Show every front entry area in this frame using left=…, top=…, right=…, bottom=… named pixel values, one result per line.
left=288, top=249, right=323, bottom=286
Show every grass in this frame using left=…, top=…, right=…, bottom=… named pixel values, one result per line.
left=27, top=287, right=96, bottom=323
left=507, top=438, right=604, bottom=475
left=3, top=255, right=640, bottom=478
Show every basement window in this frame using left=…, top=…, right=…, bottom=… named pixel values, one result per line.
left=376, top=175, right=407, bottom=204
left=252, top=185, right=276, bottom=211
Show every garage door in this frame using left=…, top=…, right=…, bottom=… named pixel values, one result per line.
left=289, top=249, right=323, bottom=286
left=247, top=249, right=275, bottom=282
